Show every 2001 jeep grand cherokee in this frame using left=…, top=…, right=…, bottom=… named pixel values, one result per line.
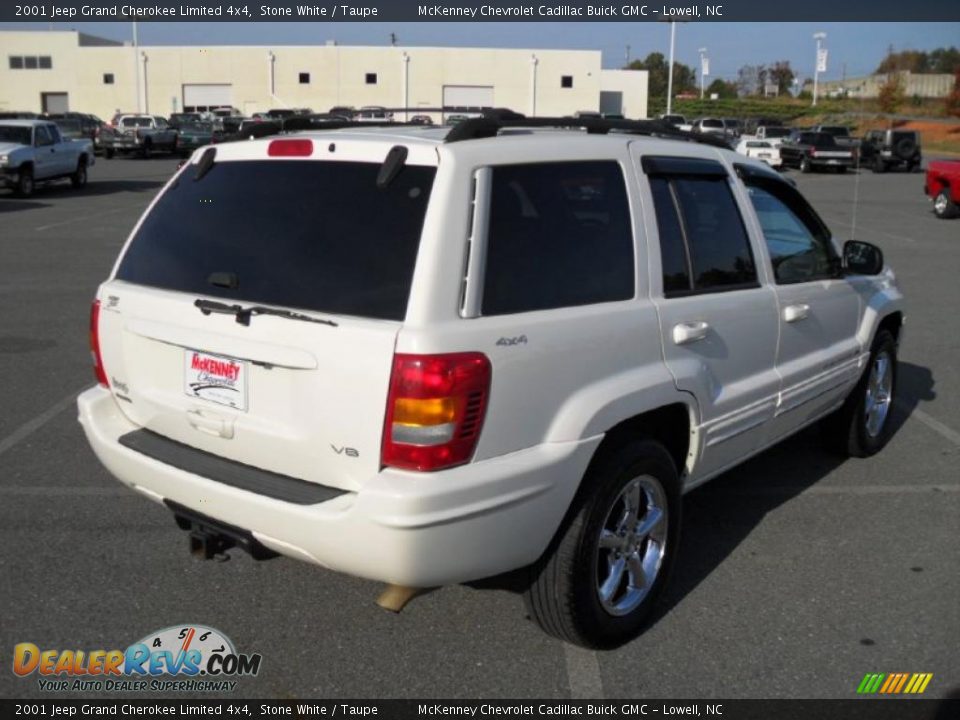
left=78, top=114, right=904, bottom=649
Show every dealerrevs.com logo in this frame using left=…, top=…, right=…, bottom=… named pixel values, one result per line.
left=13, top=625, right=262, bottom=693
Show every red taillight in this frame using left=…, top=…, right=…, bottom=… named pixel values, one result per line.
left=808, top=148, right=816, bottom=157
left=381, top=353, right=491, bottom=472
left=90, top=300, right=108, bottom=387
left=268, top=139, right=313, bottom=157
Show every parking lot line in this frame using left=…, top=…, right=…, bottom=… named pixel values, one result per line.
left=820, top=213, right=917, bottom=244
left=0, top=487, right=128, bottom=496
left=911, top=408, right=960, bottom=447
left=0, top=388, right=84, bottom=458
left=564, top=643, right=605, bottom=699
left=34, top=208, right=126, bottom=232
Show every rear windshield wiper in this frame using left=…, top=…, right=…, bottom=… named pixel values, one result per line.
left=194, top=299, right=338, bottom=327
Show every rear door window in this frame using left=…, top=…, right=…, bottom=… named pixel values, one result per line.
left=644, top=157, right=757, bottom=295
left=116, top=160, right=436, bottom=321
left=481, top=161, right=634, bottom=316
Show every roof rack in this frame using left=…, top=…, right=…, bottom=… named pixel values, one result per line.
left=444, top=109, right=733, bottom=149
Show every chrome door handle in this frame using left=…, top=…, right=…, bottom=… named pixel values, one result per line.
left=673, top=321, right=710, bottom=345
left=783, top=303, right=811, bottom=323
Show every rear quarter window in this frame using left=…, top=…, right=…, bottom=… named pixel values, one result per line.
left=481, top=161, right=634, bottom=316
left=116, top=159, right=436, bottom=321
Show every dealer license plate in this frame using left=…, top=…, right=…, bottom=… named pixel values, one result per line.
left=184, top=350, right=248, bottom=411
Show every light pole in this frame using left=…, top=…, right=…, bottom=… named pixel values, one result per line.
left=666, top=21, right=677, bottom=116
left=132, top=22, right=141, bottom=113
left=699, top=47, right=708, bottom=100
left=812, top=31, right=827, bottom=107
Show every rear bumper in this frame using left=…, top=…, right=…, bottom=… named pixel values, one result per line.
left=78, top=386, right=600, bottom=586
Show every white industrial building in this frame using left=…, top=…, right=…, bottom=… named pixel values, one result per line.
left=0, top=30, right=649, bottom=121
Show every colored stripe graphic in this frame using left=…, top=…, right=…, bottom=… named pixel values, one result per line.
left=857, top=672, right=933, bottom=694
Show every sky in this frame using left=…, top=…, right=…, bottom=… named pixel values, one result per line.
left=2, top=21, right=959, bottom=83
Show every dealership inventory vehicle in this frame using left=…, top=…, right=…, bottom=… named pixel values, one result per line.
left=735, top=138, right=782, bottom=168
left=780, top=130, right=855, bottom=172
left=811, top=125, right=860, bottom=149
left=753, top=125, right=792, bottom=146
left=175, top=122, right=224, bottom=156
left=79, top=114, right=904, bottom=649
left=48, top=114, right=104, bottom=153
left=101, top=115, right=178, bottom=158
left=0, top=119, right=94, bottom=196
left=860, top=129, right=922, bottom=173
left=925, top=159, right=960, bottom=218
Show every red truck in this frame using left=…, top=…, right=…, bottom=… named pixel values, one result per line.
left=925, top=159, right=960, bottom=219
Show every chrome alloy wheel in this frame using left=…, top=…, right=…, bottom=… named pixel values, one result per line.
left=865, top=350, right=893, bottom=438
left=934, top=192, right=949, bottom=215
left=596, top=475, right=668, bottom=617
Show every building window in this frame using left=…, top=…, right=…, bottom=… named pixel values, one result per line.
left=103, top=73, right=115, bottom=85
left=299, top=72, right=310, bottom=84
left=9, top=55, right=51, bottom=70
left=561, top=75, right=574, bottom=89
left=365, top=73, right=377, bottom=85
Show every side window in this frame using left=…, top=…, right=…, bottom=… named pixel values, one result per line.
left=646, top=164, right=757, bottom=295
left=745, top=182, right=837, bottom=284
left=648, top=177, right=690, bottom=294
left=34, top=125, right=53, bottom=146
left=155, top=117, right=168, bottom=129
left=47, top=125, right=61, bottom=143
left=482, top=161, right=634, bottom=316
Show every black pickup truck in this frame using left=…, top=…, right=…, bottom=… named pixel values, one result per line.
left=779, top=131, right=856, bottom=173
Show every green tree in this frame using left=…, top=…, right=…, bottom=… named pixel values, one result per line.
left=625, top=53, right=696, bottom=102
left=928, top=47, right=960, bottom=74
left=877, top=47, right=960, bottom=74
left=768, top=61, right=796, bottom=95
left=706, top=79, right=738, bottom=99
left=736, top=64, right=768, bottom=96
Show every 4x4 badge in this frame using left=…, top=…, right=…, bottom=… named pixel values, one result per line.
left=496, top=335, right=528, bottom=347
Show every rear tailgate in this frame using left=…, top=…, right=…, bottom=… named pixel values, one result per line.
left=99, top=146, right=437, bottom=492
left=97, top=283, right=398, bottom=492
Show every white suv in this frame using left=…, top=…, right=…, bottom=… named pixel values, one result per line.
left=78, top=115, right=904, bottom=649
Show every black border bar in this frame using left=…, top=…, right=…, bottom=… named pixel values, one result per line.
left=1, top=1, right=958, bottom=23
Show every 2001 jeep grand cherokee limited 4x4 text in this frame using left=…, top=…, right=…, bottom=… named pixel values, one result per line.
left=78, top=114, right=904, bottom=648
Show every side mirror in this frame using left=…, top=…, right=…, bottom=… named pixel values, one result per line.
left=843, top=240, right=884, bottom=276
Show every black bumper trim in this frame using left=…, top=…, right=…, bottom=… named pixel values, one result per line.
left=118, top=428, right=348, bottom=505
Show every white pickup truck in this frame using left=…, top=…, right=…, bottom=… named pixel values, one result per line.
left=0, top=119, right=94, bottom=197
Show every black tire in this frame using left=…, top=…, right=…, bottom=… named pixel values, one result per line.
left=933, top=189, right=960, bottom=219
left=821, top=329, right=898, bottom=458
left=71, top=159, right=88, bottom=189
left=15, top=167, right=34, bottom=198
left=141, top=142, right=152, bottom=159
left=524, top=439, right=682, bottom=649
left=837, top=166, right=847, bottom=174
left=104, top=148, right=114, bottom=159
left=800, top=156, right=812, bottom=174
left=873, top=156, right=886, bottom=174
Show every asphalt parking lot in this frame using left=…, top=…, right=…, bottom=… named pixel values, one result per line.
left=0, top=155, right=957, bottom=701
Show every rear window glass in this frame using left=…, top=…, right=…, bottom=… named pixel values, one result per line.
left=116, top=160, right=436, bottom=321
left=122, top=117, right=153, bottom=128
